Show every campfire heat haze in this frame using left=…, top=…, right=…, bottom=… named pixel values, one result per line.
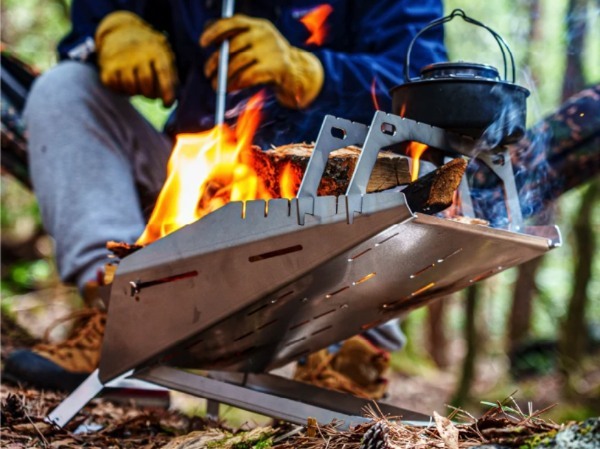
left=137, top=92, right=274, bottom=245
left=300, top=4, right=333, bottom=46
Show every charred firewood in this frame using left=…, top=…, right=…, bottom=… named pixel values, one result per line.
left=106, top=241, right=143, bottom=258
left=250, top=143, right=411, bottom=197
left=401, top=158, right=467, bottom=214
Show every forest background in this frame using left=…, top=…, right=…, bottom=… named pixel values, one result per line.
left=1, top=0, right=599, bottom=424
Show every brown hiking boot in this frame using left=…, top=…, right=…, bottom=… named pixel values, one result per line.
left=293, top=335, right=390, bottom=399
left=3, top=308, right=106, bottom=391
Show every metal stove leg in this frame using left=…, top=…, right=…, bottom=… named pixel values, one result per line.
left=135, top=366, right=432, bottom=429
left=478, top=150, right=523, bottom=231
left=46, top=369, right=161, bottom=427
left=206, top=399, right=220, bottom=420
left=445, top=155, right=475, bottom=217
left=46, top=369, right=106, bottom=427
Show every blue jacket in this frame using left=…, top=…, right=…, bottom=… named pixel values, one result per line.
left=59, top=0, right=446, bottom=148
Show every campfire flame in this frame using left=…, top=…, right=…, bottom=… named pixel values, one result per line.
left=300, top=4, right=333, bottom=46
left=137, top=92, right=272, bottom=245
left=407, top=142, right=428, bottom=181
left=279, top=162, right=298, bottom=199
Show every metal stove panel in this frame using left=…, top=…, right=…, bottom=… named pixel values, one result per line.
left=162, top=213, right=556, bottom=373
left=99, top=193, right=412, bottom=382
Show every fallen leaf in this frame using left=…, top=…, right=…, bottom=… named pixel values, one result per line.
left=433, top=411, right=459, bottom=449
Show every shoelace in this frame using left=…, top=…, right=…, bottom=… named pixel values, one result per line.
left=39, top=309, right=106, bottom=351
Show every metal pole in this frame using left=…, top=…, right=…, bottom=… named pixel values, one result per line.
left=214, top=0, right=235, bottom=126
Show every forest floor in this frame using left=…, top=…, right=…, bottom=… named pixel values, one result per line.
left=1, top=289, right=599, bottom=448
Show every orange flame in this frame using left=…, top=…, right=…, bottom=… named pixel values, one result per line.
left=279, top=162, right=298, bottom=199
left=137, top=92, right=270, bottom=245
left=300, top=4, right=333, bottom=46
left=370, top=77, right=380, bottom=111
left=407, top=142, right=428, bottom=181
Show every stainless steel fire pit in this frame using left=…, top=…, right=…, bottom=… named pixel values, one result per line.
left=48, top=113, right=561, bottom=429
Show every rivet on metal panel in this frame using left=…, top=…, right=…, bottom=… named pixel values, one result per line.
left=129, top=281, right=139, bottom=297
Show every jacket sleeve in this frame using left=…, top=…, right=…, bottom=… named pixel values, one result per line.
left=57, top=0, right=148, bottom=62
left=307, top=0, right=446, bottom=124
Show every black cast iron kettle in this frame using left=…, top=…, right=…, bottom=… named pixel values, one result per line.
left=391, top=9, right=530, bottom=147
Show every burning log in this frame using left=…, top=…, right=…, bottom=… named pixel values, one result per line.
left=401, top=158, right=467, bottom=214
left=108, top=152, right=466, bottom=259
left=106, top=241, right=143, bottom=258
left=250, top=143, right=411, bottom=197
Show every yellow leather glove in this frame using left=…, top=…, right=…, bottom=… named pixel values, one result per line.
left=200, top=14, right=324, bottom=110
left=95, top=11, right=177, bottom=107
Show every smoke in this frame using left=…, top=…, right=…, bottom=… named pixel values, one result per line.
left=464, top=80, right=600, bottom=229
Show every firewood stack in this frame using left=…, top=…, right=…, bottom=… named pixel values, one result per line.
left=107, top=144, right=468, bottom=258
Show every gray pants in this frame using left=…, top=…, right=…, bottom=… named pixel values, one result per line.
left=25, top=61, right=172, bottom=292
left=24, top=61, right=406, bottom=351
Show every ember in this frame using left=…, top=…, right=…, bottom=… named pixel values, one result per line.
left=137, top=91, right=297, bottom=245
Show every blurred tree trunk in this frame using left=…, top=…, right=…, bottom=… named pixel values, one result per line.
left=505, top=0, right=545, bottom=354
left=451, top=284, right=480, bottom=407
left=426, top=298, right=449, bottom=368
left=523, top=0, right=542, bottom=85
left=562, top=0, right=588, bottom=101
left=559, top=182, right=598, bottom=391
left=507, top=258, right=542, bottom=352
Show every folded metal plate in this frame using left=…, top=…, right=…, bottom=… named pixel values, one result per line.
left=99, top=188, right=558, bottom=383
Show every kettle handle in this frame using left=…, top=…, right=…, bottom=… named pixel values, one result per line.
left=404, top=9, right=515, bottom=83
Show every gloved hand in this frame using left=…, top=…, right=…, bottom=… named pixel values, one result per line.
left=200, top=14, right=324, bottom=109
left=95, top=11, right=177, bottom=107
